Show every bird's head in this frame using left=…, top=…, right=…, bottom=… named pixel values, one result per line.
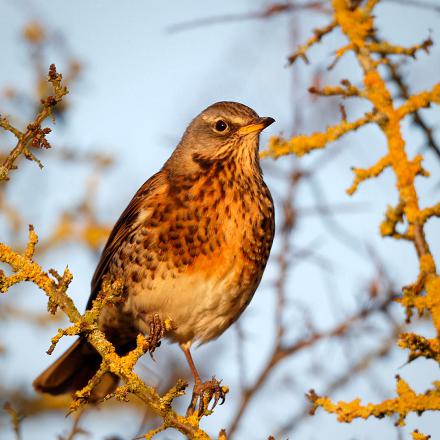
left=165, top=101, right=275, bottom=175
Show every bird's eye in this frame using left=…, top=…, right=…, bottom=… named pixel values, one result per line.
left=214, top=120, right=228, bottom=132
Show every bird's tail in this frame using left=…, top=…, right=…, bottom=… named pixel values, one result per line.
left=33, top=338, right=119, bottom=400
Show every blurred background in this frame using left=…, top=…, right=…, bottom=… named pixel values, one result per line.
left=0, top=1, right=439, bottom=439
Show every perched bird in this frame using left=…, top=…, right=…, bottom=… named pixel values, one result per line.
left=34, top=101, right=275, bottom=411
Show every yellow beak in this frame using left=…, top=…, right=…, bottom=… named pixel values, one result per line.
left=238, top=117, right=275, bottom=136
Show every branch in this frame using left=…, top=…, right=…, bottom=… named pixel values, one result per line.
left=371, top=30, right=440, bottom=160
left=262, top=112, right=376, bottom=158
left=0, top=227, right=218, bottom=439
left=366, top=37, right=433, bottom=57
left=308, top=79, right=366, bottom=98
left=308, top=376, right=440, bottom=426
left=0, top=64, right=68, bottom=181
left=260, top=0, right=440, bottom=427
left=227, top=290, right=397, bottom=435
left=287, top=20, right=337, bottom=64
left=346, top=155, right=391, bottom=195
left=167, top=2, right=330, bottom=33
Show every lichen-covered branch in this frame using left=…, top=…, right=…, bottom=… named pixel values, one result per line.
left=399, top=333, right=440, bottom=363
left=0, top=64, right=68, bottom=181
left=0, top=226, right=222, bottom=439
left=261, top=0, right=440, bottom=430
left=366, top=37, right=433, bottom=57
left=308, top=377, right=440, bottom=426
left=263, top=112, right=377, bottom=158
left=309, top=79, right=366, bottom=98
left=346, top=154, right=391, bottom=195
left=413, top=430, right=431, bottom=440
left=288, top=20, right=337, bottom=64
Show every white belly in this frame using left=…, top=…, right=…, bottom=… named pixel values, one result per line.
left=125, top=255, right=254, bottom=344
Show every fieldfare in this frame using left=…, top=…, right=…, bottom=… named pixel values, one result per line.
left=34, top=101, right=275, bottom=413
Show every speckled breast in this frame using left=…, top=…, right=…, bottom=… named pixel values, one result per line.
left=103, top=157, right=275, bottom=343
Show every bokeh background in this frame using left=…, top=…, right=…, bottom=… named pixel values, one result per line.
left=1, top=1, right=439, bottom=439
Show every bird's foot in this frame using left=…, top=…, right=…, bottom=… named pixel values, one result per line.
left=186, top=376, right=228, bottom=417
left=147, top=314, right=165, bottom=357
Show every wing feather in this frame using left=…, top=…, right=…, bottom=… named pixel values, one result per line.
left=87, top=170, right=168, bottom=309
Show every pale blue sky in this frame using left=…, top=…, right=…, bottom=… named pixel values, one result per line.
left=1, top=1, right=440, bottom=439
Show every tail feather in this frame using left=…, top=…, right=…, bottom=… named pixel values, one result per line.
left=33, top=338, right=119, bottom=400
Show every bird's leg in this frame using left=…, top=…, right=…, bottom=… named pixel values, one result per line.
left=180, top=342, right=202, bottom=384
left=179, top=342, right=227, bottom=416
left=180, top=342, right=203, bottom=414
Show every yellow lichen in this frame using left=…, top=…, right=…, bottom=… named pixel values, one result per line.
left=309, top=377, right=440, bottom=426
left=333, top=0, right=373, bottom=48
left=262, top=114, right=373, bottom=159
left=397, top=84, right=440, bottom=120
left=287, top=20, right=337, bottom=64
left=0, top=227, right=213, bottom=439
left=399, top=333, right=440, bottom=363
left=266, top=0, right=440, bottom=428
left=0, top=65, right=69, bottom=182
left=346, top=155, right=391, bottom=195
left=412, top=430, right=431, bottom=440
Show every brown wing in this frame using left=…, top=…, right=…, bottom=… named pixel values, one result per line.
left=86, top=170, right=168, bottom=309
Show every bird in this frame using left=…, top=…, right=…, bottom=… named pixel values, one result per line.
left=33, top=101, right=275, bottom=413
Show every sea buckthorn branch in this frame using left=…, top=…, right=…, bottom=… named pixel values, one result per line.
left=0, top=64, right=68, bottom=182
left=261, top=0, right=440, bottom=432
left=364, top=0, right=379, bottom=13
left=420, top=203, right=440, bottom=223
left=0, top=226, right=222, bottom=440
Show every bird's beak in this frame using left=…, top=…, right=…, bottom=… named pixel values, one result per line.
left=238, top=117, right=275, bottom=136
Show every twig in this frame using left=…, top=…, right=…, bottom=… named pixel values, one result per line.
left=227, top=289, right=397, bottom=436
left=3, top=402, right=22, bottom=440
left=0, top=64, right=68, bottom=181
left=275, top=329, right=399, bottom=437
left=0, top=226, right=214, bottom=439
left=167, top=2, right=330, bottom=33
left=266, top=0, right=440, bottom=425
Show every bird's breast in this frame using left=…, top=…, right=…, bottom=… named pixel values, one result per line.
left=108, top=163, right=274, bottom=343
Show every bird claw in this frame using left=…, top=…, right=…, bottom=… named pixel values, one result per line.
left=186, top=376, right=228, bottom=417
left=147, top=314, right=165, bottom=358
